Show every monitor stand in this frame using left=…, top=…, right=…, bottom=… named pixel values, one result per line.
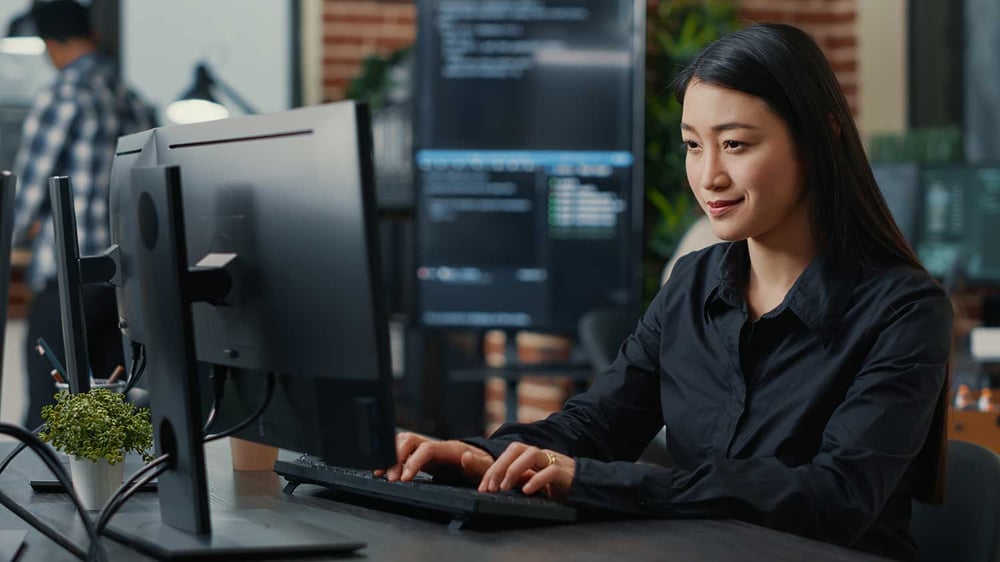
left=105, top=510, right=363, bottom=560
left=105, top=165, right=366, bottom=559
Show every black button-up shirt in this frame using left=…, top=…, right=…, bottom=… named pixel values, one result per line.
left=466, top=241, right=952, bottom=560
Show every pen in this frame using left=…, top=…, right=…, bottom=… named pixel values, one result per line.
left=35, top=337, right=67, bottom=382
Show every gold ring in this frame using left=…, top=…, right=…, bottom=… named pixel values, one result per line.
left=545, top=451, right=557, bottom=467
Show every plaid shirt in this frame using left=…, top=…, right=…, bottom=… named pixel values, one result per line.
left=12, top=53, right=154, bottom=290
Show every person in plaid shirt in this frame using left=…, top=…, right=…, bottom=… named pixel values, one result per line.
left=12, top=0, right=154, bottom=428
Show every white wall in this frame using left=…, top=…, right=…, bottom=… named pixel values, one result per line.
left=858, top=0, right=907, bottom=138
left=0, top=1, right=31, bottom=31
left=0, top=0, right=56, bottom=104
left=122, top=0, right=294, bottom=121
left=300, top=0, right=323, bottom=107
left=2, top=320, right=27, bottom=430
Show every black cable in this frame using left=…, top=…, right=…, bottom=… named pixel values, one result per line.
left=202, top=365, right=229, bottom=435
left=95, top=454, right=170, bottom=530
left=0, top=423, right=105, bottom=561
left=94, top=455, right=170, bottom=535
left=0, top=423, right=45, bottom=476
left=95, top=370, right=271, bottom=546
left=89, top=460, right=170, bottom=562
left=0, top=489, right=85, bottom=559
left=204, top=372, right=275, bottom=443
left=90, top=454, right=171, bottom=562
left=123, top=343, right=146, bottom=395
left=122, top=342, right=146, bottom=394
left=91, top=453, right=170, bottom=553
left=124, top=341, right=140, bottom=389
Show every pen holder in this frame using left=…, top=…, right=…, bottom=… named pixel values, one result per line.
left=55, top=378, right=127, bottom=394
left=229, top=437, right=279, bottom=471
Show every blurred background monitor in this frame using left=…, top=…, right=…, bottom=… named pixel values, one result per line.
left=915, top=165, right=1000, bottom=284
left=412, top=0, right=644, bottom=333
left=871, top=162, right=922, bottom=244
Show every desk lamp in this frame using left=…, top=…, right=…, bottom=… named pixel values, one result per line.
left=166, top=62, right=257, bottom=124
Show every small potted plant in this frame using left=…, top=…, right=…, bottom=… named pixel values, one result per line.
left=39, top=388, right=154, bottom=510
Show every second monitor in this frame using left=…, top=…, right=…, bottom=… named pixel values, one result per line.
left=103, top=101, right=398, bottom=558
left=915, top=165, right=1000, bottom=283
left=109, top=101, right=397, bottom=466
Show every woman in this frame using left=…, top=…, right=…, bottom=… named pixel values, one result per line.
left=379, top=23, right=951, bottom=560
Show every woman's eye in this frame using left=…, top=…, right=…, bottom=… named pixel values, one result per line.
left=722, top=140, right=744, bottom=150
left=682, top=140, right=700, bottom=151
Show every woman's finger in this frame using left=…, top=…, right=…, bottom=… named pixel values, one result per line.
left=479, top=442, right=528, bottom=493
left=385, top=433, right=424, bottom=481
left=522, top=464, right=563, bottom=497
left=400, top=441, right=443, bottom=481
left=460, top=449, right=493, bottom=482
left=500, top=448, right=550, bottom=490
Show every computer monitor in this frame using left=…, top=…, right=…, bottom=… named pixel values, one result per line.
left=871, top=163, right=921, bottom=244
left=0, top=171, right=26, bottom=561
left=412, top=0, right=645, bottom=332
left=0, top=172, right=15, bottom=413
left=101, top=101, right=397, bottom=558
left=915, top=165, right=1000, bottom=283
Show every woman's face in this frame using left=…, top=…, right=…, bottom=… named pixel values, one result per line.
left=680, top=80, right=808, bottom=243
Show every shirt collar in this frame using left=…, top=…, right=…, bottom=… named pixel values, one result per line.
left=58, top=53, right=104, bottom=82
left=705, top=240, right=859, bottom=342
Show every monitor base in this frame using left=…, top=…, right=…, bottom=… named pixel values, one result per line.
left=105, top=508, right=364, bottom=560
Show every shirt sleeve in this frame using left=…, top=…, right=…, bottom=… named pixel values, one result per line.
left=11, top=89, right=79, bottom=245
left=568, top=287, right=952, bottom=549
left=65, top=91, right=102, bottom=253
left=462, top=259, right=677, bottom=461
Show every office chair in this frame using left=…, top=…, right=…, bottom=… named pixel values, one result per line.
left=576, top=306, right=670, bottom=466
left=577, top=307, right=633, bottom=378
left=660, top=215, right=722, bottom=285
left=910, top=440, right=1000, bottom=562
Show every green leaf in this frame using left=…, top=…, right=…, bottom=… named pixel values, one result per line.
left=642, top=0, right=737, bottom=299
left=40, top=389, right=153, bottom=465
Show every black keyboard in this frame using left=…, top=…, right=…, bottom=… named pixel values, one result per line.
left=275, top=455, right=577, bottom=525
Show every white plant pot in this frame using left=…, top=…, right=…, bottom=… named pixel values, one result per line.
left=69, top=457, right=124, bottom=511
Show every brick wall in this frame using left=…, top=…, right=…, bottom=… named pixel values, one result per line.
left=320, top=1, right=859, bottom=113
left=321, top=1, right=416, bottom=102
left=738, top=0, right=859, bottom=115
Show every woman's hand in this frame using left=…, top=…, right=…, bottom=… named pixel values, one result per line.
left=374, top=432, right=494, bottom=484
left=478, top=442, right=575, bottom=500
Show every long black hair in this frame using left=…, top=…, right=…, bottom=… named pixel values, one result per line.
left=672, top=23, right=923, bottom=273
left=673, top=24, right=946, bottom=503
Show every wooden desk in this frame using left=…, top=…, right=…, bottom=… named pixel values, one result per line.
left=0, top=441, right=886, bottom=561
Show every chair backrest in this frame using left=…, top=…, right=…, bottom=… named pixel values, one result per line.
left=911, top=440, right=1000, bottom=562
left=661, top=215, right=722, bottom=286
left=577, top=307, right=635, bottom=376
